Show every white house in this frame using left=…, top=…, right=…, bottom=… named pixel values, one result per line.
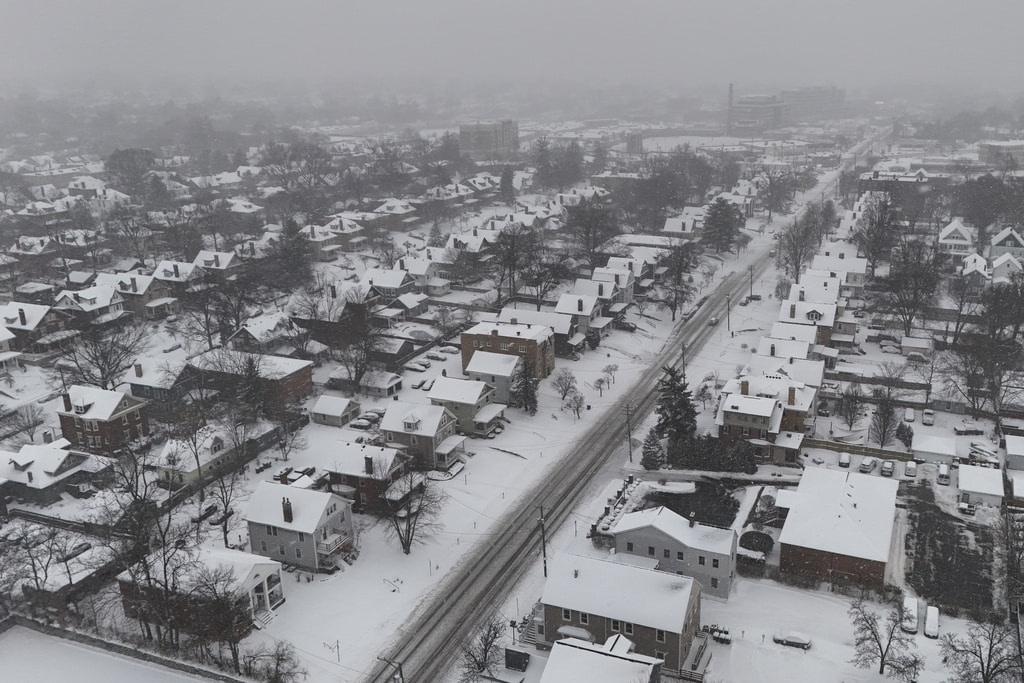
left=957, top=465, right=1003, bottom=507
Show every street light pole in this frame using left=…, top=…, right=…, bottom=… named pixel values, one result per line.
left=726, top=294, right=732, bottom=334
left=377, top=656, right=405, bottom=683
left=748, top=265, right=754, bottom=298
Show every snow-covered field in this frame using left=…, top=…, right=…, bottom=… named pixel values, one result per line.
left=0, top=626, right=211, bottom=683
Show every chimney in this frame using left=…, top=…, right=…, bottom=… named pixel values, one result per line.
left=798, top=289, right=804, bottom=302
left=18, top=308, right=26, bottom=325
left=577, top=298, right=583, bottom=312
left=689, top=511, right=696, bottom=528
left=510, top=318, right=517, bottom=325
left=278, top=470, right=289, bottom=484
left=789, top=304, right=796, bottom=318
left=615, top=274, right=620, bottom=285
left=399, top=258, right=405, bottom=270
left=173, top=263, right=180, bottom=278
left=27, top=471, right=32, bottom=483
left=788, top=386, right=796, bottom=406
left=491, top=329, right=498, bottom=336
left=250, top=242, right=255, bottom=256
left=282, top=498, right=293, bottom=523
left=769, top=343, right=776, bottom=356
left=213, top=254, right=220, bottom=267
left=442, top=368, right=447, bottom=377
left=473, top=228, right=478, bottom=236
left=134, top=363, right=143, bottom=377
left=598, top=283, right=604, bottom=297
left=130, top=276, right=137, bottom=292
left=73, top=293, right=81, bottom=302
left=364, top=455, right=374, bottom=475
left=740, top=380, right=749, bottom=396
left=330, top=285, right=337, bottom=299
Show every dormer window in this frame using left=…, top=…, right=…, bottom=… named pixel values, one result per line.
left=73, top=403, right=88, bottom=415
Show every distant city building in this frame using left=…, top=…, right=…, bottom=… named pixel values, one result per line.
left=778, top=86, right=845, bottom=122
left=625, top=132, right=644, bottom=155
left=728, top=95, right=788, bottom=135
left=458, top=120, right=519, bottom=159
left=979, top=140, right=1024, bottom=167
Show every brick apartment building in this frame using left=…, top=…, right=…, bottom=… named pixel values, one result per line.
left=461, top=321, right=555, bottom=379
left=57, top=385, right=149, bottom=454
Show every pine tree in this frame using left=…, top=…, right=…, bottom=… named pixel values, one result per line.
left=499, top=165, right=516, bottom=206
left=654, top=366, right=697, bottom=451
left=640, top=427, right=665, bottom=471
left=509, top=356, right=538, bottom=416
left=702, top=197, right=744, bottom=253
left=427, top=222, right=445, bottom=248
left=532, top=137, right=553, bottom=189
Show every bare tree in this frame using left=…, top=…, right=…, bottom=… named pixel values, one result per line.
left=273, top=415, right=307, bottom=462
left=651, top=243, right=697, bottom=321
left=190, top=564, right=253, bottom=674
left=602, top=364, right=618, bottom=385
left=379, top=476, right=446, bottom=555
left=53, top=325, right=152, bottom=390
left=878, top=238, right=944, bottom=336
left=551, top=368, right=578, bottom=401
left=107, top=204, right=153, bottom=263
left=459, top=616, right=506, bottom=682
left=240, top=639, right=308, bottom=683
left=520, top=249, right=572, bottom=311
left=853, top=193, right=898, bottom=278
left=593, top=377, right=607, bottom=397
left=839, top=384, right=864, bottom=430
left=565, top=388, right=586, bottom=420
left=848, top=597, right=924, bottom=681
left=432, top=305, right=469, bottom=340
left=13, top=403, right=44, bottom=442
left=206, top=469, right=244, bottom=548
left=167, top=403, right=214, bottom=490
left=940, top=619, right=1023, bottom=683
left=870, top=395, right=899, bottom=448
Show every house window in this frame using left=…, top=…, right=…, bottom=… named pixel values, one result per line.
left=611, top=619, right=620, bottom=632
left=711, top=577, right=719, bottom=589
left=579, top=612, right=589, bottom=625
left=712, top=558, right=719, bottom=569
left=741, top=427, right=750, bottom=437
left=260, top=541, right=267, bottom=552
left=648, top=546, right=655, bottom=557
left=699, top=556, right=706, bottom=566
left=298, top=533, right=305, bottom=542
left=655, top=650, right=667, bottom=661
left=656, top=629, right=666, bottom=643
left=676, top=551, right=684, bottom=561
left=626, top=542, right=634, bottom=552
left=411, top=436, right=418, bottom=445
left=519, top=345, right=526, bottom=352
left=279, top=544, right=285, bottom=555
left=663, top=549, right=670, bottom=559
left=562, top=608, right=570, bottom=621
left=624, top=622, right=634, bottom=635
left=296, top=548, right=302, bottom=559
left=500, top=343, right=510, bottom=351
left=122, top=415, right=129, bottom=426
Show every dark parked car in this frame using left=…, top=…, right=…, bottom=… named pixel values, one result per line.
left=191, top=504, right=218, bottom=524
left=614, top=320, right=637, bottom=332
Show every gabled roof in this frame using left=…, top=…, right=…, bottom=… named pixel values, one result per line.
left=121, top=355, right=187, bottom=389
left=379, top=401, right=453, bottom=437
left=59, top=385, right=142, bottom=421
left=328, top=442, right=405, bottom=479
left=245, top=481, right=345, bottom=534
left=611, top=507, right=735, bottom=555
left=555, top=293, right=599, bottom=317
left=495, top=308, right=574, bottom=335
left=0, top=444, right=108, bottom=489
left=541, top=637, right=661, bottom=683
left=193, top=250, right=238, bottom=270
left=362, top=268, right=411, bottom=290
left=427, top=377, right=490, bottom=405
left=310, top=395, right=356, bottom=417
left=938, top=218, right=972, bottom=243
left=154, top=260, right=204, bottom=283
left=992, top=226, right=1024, bottom=249
left=465, top=350, right=520, bottom=377
left=188, top=349, right=312, bottom=380
left=230, top=312, right=292, bottom=345
left=55, top=284, right=122, bottom=312
left=778, top=468, right=897, bottom=563
left=541, top=554, right=697, bottom=633
left=0, top=302, right=53, bottom=331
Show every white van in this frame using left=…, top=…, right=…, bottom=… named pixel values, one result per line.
left=838, top=452, right=851, bottom=468
left=922, top=409, right=935, bottom=426
left=901, top=597, right=919, bottom=634
left=937, top=464, right=950, bottom=485
left=924, top=605, right=939, bottom=638
left=904, top=408, right=915, bottom=423
left=904, top=461, right=918, bottom=478
left=859, top=456, right=877, bottom=473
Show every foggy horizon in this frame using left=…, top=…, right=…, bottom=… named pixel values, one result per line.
left=2, top=0, right=1023, bottom=97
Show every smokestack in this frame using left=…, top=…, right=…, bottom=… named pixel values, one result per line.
left=788, top=386, right=796, bottom=406
left=282, top=498, right=293, bottom=523
left=364, top=455, right=374, bottom=475
left=134, top=363, right=143, bottom=377
left=740, top=380, right=749, bottom=396
left=18, top=308, right=26, bottom=326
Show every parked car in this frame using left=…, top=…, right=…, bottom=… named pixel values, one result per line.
left=348, top=419, right=374, bottom=431
left=921, top=409, right=935, bottom=426
left=904, top=461, right=918, bottom=478
left=437, top=346, right=459, bottom=354
left=838, top=452, right=851, bottom=468
left=614, top=320, right=638, bottom=332
left=426, top=353, right=446, bottom=361
left=364, top=407, right=387, bottom=418
left=421, top=378, right=435, bottom=391
left=881, top=460, right=895, bottom=477
left=358, top=412, right=381, bottom=424
left=859, top=456, right=878, bottom=473
left=881, top=346, right=902, bottom=354
left=404, top=363, right=427, bottom=373
left=410, top=378, right=426, bottom=390
left=739, top=297, right=750, bottom=306
left=708, top=317, right=720, bottom=327
left=954, top=421, right=984, bottom=435
left=416, top=359, right=432, bottom=368
left=958, top=502, right=977, bottom=516
left=773, top=632, right=812, bottom=650
left=748, top=294, right=762, bottom=301
left=768, top=249, right=776, bottom=257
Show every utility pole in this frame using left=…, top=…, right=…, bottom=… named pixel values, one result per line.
left=624, top=403, right=634, bottom=462
left=748, top=265, right=754, bottom=298
left=538, top=506, right=548, bottom=577
left=377, top=656, right=405, bottom=683
left=726, top=294, right=732, bottom=334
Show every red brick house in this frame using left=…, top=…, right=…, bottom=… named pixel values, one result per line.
left=187, top=349, right=313, bottom=410
left=57, top=385, right=149, bottom=455
left=0, top=302, right=75, bottom=352
left=460, top=321, right=555, bottom=379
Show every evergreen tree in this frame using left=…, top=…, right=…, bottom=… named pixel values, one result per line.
left=263, top=219, right=312, bottom=292
left=499, top=165, right=516, bottom=206
left=554, top=140, right=585, bottom=190
left=427, top=222, right=446, bottom=248
left=702, top=197, right=744, bottom=253
left=509, top=356, right=538, bottom=416
left=654, top=366, right=697, bottom=451
left=640, top=427, right=665, bottom=471
left=237, top=356, right=268, bottom=423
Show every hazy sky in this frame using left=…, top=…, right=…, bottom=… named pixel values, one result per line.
left=1, top=0, right=1022, bottom=92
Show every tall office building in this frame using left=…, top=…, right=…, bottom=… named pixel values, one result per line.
left=458, top=120, right=519, bottom=159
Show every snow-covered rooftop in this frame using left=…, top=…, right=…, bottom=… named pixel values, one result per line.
left=465, top=350, right=520, bottom=377
left=611, top=506, right=735, bottom=555
left=957, top=464, right=1003, bottom=498
left=245, top=481, right=342, bottom=534
left=541, top=636, right=661, bottom=683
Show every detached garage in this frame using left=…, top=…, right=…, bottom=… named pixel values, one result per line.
left=957, top=465, right=1004, bottom=507
left=913, top=434, right=957, bottom=464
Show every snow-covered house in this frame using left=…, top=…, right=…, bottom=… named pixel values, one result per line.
left=378, top=402, right=460, bottom=470
left=362, top=268, right=415, bottom=300
left=0, top=443, right=112, bottom=506
left=991, top=252, right=1023, bottom=287
left=609, top=506, right=738, bottom=599
left=149, top=431, right=229, bottom=487
left=960, top=252, right=990, bottom=297
left=541, top=636, right=663, bottom=683
left=120, top=356, right=192, bottom=418
left=555, top=294, right=602, bottom=340
left=777, top=468, right=897, bottom=588
left=246, top=482, right=355, bottom=572
left=592, top=266, right=635, bottom=305
left=936, top=218, right=974, bottom=266
left=227, top=312, right=294, bottom=354
left=538, top=554, right=702, bottom=675
left=153, top=260, right=207, bottom=295
left=989, top=226, right=1024, bottom=261
left=192, top=250, right=240, bottom=274
left=324, top=442, right=411, bottom=510
left=427, top=377, right=505, bottom=437
left=54, top=284, right=127, bottom=326
left=0, top=301, right=75, bottom=352
left=957, top=465, right=1003, bottom=507
left=56, top=385, right=149, bottom=455
left=465, top=351, right=520, bottom=405
left=716, top=374, right=815, bottom=462
left=93, top=272, right=176, bottom=319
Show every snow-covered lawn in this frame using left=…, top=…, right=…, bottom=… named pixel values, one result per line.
left=0, top=626, right=211, bottom=683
